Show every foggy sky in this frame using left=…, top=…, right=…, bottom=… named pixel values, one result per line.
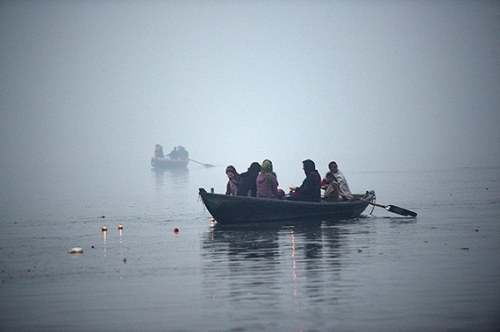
left=1, top=0, right=499, bottom=186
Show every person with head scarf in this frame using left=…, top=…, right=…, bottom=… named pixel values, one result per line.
left=256, top=159, right=280, bottom=199
left=237, top=162, right=262, bottom=197
left=225, top=165, right=242, bottom=195
left=289, top=159, right=321, bottom=201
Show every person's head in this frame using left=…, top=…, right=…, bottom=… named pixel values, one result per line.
left=302, top=159, right=316, bottom=174
left=225, top=165, right=237, bottom=178
left=328, top=161, right=338, bottom=173
left=261, top=159, right=274, bottom=182
left=248, top=162, right=262, bottom=173
left=326, top=172, right=336, bottom=183
left=261, top=159, right=273, bottom=173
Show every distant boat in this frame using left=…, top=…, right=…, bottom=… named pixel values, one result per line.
left=151, top=157, right=189, bottom=169
left=199, top=188, right=375, bottom=224
left=151, top=144, right=190, bottom=169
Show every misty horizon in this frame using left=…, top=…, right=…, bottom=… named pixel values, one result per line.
left=1, top=1, right=499, bottom=193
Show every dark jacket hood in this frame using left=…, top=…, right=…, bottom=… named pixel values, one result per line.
left=248, top=162, right=262, bottom=173
left=302, top=159, right=316, bottom=175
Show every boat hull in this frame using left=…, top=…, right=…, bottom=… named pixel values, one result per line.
left=151, top=157, right=189, bottom=169
left=199, top=188, right=375, bottom=224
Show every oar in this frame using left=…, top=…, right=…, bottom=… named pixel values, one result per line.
left=341, top=194, right=417, bottom=217
left=189, top=158, right=214, bottom=167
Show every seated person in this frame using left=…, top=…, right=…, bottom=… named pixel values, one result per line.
left=256, top=159, right=280, bottom=199
left=169, top=147, right=179, bottom=159
left=322, top=172, right=342, bottom=202
left=225, top=165, right=242, bottom=195
left=325, top=161, right=352, bottom=195
left=177, top=146, right=189, bottom=159
left=154, top=144, right=165, bottom=159
left=237, top=162, right=261, bottom=197
left=289, top=159, right=321, bottom=202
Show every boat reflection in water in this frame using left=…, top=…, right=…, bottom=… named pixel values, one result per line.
left=200, top=218, right=366, bottom=331
left=151, top=166, right=189, bottom=189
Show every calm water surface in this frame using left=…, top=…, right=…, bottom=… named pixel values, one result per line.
left=1, top=164, right=499, bottom=331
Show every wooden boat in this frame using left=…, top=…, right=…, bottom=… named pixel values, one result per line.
left=199, top=188, right=376, bottom=224
left=150, top=157, right=189, bottom=169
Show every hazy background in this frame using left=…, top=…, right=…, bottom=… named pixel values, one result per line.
left=1, top=0, right=499, bottom=194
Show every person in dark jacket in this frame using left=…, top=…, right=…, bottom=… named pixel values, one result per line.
left=289, top=159, right=321, bottom=202
left=237, top=162, right=262, bottom=197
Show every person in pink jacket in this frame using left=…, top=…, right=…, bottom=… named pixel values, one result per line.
left=256, top=159, right=280, bottom=199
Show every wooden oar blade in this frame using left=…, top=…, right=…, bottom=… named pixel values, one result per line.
left=386, top=205, right=417, bottom=217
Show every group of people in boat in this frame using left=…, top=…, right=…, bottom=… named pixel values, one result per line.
left=154, top=144, right=189, bottom=160
left=225, top=159, right=352, bottom=202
